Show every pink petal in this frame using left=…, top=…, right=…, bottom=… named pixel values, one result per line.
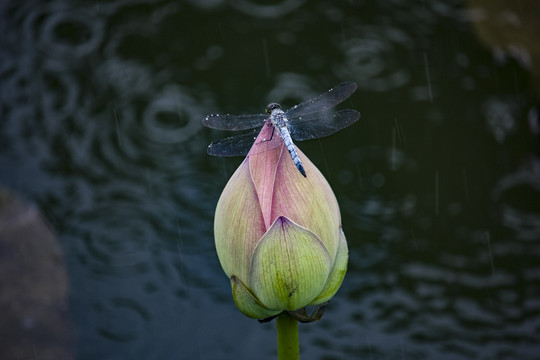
left=247, top=124, right=285, bottom=230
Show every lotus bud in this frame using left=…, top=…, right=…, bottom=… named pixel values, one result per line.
left=214, top=124, right=348, bottom=320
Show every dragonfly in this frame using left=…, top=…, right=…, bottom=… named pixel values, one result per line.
left=202, top=81, right=360, bottom=177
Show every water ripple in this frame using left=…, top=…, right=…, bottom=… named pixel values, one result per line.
left=39, top=9, right=104, bottom=59
left=141, top=86, right=204, bottom=144
left=230, top=0, right=306, bottom=18
left=95, top=297, right=151, bottom=343
left=335, top=26, right=411, bottom=92
left=493, top=158, right=540, bottom=241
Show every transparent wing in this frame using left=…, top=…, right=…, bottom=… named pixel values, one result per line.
left=206, top=128, right=261, bottom=157
left=287, top=109, right=360, bottom=141
left=202, top=113, right=267, bottom=131
left=285, top=82, right=358, bottom=118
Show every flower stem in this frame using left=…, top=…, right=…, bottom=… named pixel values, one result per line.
left=276, top=312, right=299, bottom=360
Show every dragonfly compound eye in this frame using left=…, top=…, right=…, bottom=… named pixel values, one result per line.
left=265, top=103, right=281, bottom=115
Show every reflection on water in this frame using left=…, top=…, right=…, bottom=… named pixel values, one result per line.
left=1, top=0, right=540, bottom=359
left=0, top=188, right=74, bottom=360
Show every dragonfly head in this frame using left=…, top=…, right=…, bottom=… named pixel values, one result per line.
left=265, top=102, right=281, bottom=115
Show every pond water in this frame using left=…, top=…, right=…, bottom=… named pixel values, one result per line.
left=1, top=0, right=539, bottom=359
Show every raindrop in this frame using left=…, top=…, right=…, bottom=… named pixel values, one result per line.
left=114, top=105, right=123, bottom=149
left=176, top=218, right=186, bottom=285
left=391, top=127, right=397, bottom=171
left=485, top=231, right=495, bottom=275
left=176, top=219, right=183, bottom=256
left=423, top=52, right=433, bottom=103
left=434, top=170, right=439, bottom=215
left=263, top=38, right=271, bottom=78
left=145, top=169, right=153, bottom=197
left=394, top=116, right=404, bottom=143
left=410, top=228, right=418, bottom=250
left=462, top=168, right=469, bottom=200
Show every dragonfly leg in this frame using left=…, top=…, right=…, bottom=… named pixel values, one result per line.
left=259, top=126, right=275, bottom=143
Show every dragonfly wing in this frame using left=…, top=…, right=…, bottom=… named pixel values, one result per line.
left=288, top=109, right=360, bottom=141
left=285, top=82, right=358, bottom=118
left=202, top=113, right=267, bottom=131
left=206, top=129, right=260, bottom=157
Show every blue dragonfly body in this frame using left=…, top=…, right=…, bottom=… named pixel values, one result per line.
left=202, top=82, right=360, bottom=177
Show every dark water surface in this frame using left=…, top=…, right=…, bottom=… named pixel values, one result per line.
left=1, top=0, right=540, bottom=359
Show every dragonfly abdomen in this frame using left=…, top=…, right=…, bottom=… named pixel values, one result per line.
left=278, top=126, right=306, bottom=177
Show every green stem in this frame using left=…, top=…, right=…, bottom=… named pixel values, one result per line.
left=276, top=312, right=299, bottom=360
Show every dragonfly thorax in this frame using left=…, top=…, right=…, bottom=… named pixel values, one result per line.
left=268, top=108, right=287, bottom=129
left=266, top=103, right=287, bottom=128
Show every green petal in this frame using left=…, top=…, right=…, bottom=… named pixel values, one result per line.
left=271, top=146, right=341, bottom=260
left=310, top=227, right=348, bottom=305
left=250, top=217, right=332, bottom=311
left=230, top=276, right=282, bottom=319
left=214, top=158, right=266, bottom=282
